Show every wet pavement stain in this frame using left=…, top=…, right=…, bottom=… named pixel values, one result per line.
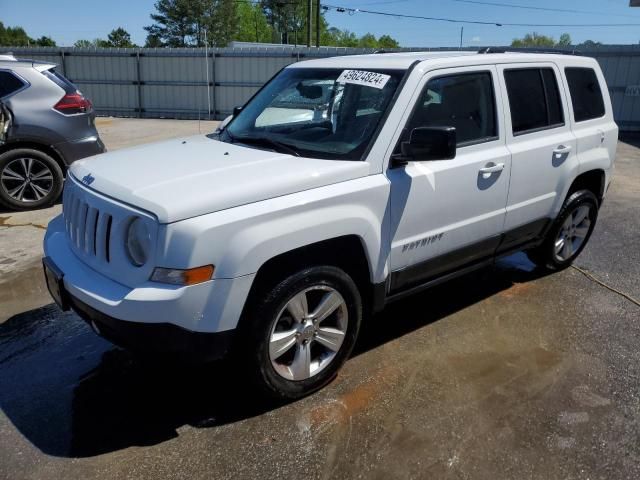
left=0, top=216, right=47, bottom=230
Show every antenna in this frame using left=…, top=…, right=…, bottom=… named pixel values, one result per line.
left=204, top=29, right=212, bottom=126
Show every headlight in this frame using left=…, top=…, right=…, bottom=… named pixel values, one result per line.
left=125, top=217, right=151, bottom=266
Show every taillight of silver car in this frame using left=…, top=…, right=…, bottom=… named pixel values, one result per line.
left=53, top=92, right=92, bottom=115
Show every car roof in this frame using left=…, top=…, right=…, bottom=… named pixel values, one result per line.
left=0, top=55, right=56, bottom=71
left=289, top=51, right=597, bottom=70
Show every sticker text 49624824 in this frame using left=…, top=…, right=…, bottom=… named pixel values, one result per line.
left=337, top=70, right=391, bottom=90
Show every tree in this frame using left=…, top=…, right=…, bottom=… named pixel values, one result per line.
left=511, top=32, right=555, bottom=48
left=377, top=34, right=399, bottom=49
left=145, top=0, right=238, bottom=47
left=144, top=34, right=164, bottom=47
left=511, top=32, right=572, bottom=48
left=0, top=22, right=33, bottom=46
left=34, top=36, right=56, bottom=47
left=557, top=33, right=572, bottom=47
left=579, top=40, right=603, bottom=48
left=106, top=27, right=136, bottom=48
left=236, top=2, right=272, bottom=43
left=358, top=33, right=378, bottom=49
left=261, top=0, right=307, bottom=44
left=74, top=39, right=95, bottom=48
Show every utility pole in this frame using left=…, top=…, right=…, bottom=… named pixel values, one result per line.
left=459, top=26, right=464, bottom=50
left=315, top=0, right=321, bottom=47
left=307, top=0, right=312, bottom=47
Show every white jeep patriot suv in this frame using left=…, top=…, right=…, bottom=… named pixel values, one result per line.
left=43, top=50, right=617, bottom=399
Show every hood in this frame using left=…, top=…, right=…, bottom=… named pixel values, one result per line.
left=70, top=135, right=370, bottom=223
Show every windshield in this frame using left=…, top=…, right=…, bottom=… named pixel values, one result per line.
left=223, top=67, right=405, bottom=160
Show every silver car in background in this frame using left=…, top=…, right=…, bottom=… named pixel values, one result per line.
left=0, top=53, right=105, bottom=210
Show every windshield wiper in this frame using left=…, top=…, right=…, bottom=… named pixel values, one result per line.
left=235, top=135, right=301, bottom=157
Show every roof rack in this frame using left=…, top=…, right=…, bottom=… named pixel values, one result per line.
left=478, top=46, right=580, bottom=56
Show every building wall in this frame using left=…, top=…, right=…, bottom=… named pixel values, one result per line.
left=6, top=45, right=640, bottom=130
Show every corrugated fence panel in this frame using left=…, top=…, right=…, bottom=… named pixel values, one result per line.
left=5, top=45, right=640, bottom=129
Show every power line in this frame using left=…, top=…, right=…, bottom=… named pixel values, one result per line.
left=448, top=0, right=640, bottom=19
left=322, top=3, right=640, bottom=27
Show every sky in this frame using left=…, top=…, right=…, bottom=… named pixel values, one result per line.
left=2, top=0, right=640, bottom=47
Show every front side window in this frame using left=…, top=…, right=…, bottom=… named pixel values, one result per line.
left=223, top=68, right=404, bottom=160
left=401, top=71, right=498, bottom=147
left=0, top=71, right=26, bottom=98
left=565, top=67, right=605, bottom=122
left=504, top=67, right=564, bottom=135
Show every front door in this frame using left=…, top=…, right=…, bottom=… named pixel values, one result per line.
left=387, top=65, right=511, bottom=292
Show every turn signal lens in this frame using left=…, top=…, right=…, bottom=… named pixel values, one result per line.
left=150, top=265, right=214, bottom=286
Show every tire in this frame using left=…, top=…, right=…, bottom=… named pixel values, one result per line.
left=526, top=189, right=599, bottom=271
left=239, top=266, right=362, bottom=400
left=0, top=148, right=64, bottom=211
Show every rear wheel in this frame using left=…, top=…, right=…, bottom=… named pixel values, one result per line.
left=0, top=148, right=63, bottom=211
left=526, top=189, right=598, bottom=271
left=240, top=266, right=362, bottom=400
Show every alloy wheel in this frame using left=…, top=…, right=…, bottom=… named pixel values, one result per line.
left=554, top=204, right=592, bottom=262
left=0, top=157, right=54, bottom=203
left=268, top=285, right=348, bottom=381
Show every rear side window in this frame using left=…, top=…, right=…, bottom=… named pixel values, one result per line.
left=504, top=68, right=564, bottom=135
left=0, top=71, right=26, bottom=98
left=565, top=67, right=605, bottom=122
left=42, top=69, right=77, bottom=94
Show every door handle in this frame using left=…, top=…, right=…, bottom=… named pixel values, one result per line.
left=553, top=145, right=572, bottom=155
left=479, top=162, right=505, bottom=178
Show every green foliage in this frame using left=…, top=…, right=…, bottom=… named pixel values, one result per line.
left=34, top=36, right=56, bottom=47
left=236, top=2, right=272, bottom=43
left=106, top=27, right=136, bottom=48
left=145, top=0, right=238, bottom=47
left=377, top=35, right=400, bottom=49
left=511, top=32, right=573, bottom=48
left=144, top=34, right=164, bottom=48
left=557, top=33, right=572, bottom=47
left=0, top=22, right=56, bottom=47
left=579, top=40, right=603, bottom=48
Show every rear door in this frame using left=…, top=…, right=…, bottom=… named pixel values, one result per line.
left=497, top=63, right=577, bottom=250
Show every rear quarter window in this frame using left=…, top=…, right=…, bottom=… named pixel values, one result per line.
left=42, top=68, right=78, bottom=94
left=565, top=67, right=605, bottom=122
left=0, top=71, right=26, bottom=98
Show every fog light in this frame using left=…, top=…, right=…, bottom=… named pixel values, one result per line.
left=150, top=265, right=214, bottom=286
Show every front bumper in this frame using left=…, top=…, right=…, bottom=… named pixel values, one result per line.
left=43, top=214, right=255, bottom=358
left=69, top=293, right=234, bottom=361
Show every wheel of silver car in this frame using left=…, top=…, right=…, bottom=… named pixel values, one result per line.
left=268, top=285, right=349, bottom=381
left=553, top=205, right=593, bottom=262
left=0, top=148, right=63, bottom=211
left=241, top=265, right=362, bottom=400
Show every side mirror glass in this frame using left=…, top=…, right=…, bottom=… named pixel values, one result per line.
left=393, top=126, right=456, bottom=166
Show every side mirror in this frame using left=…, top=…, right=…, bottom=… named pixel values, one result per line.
left=216, top=114, right=233, bottom=133
left=393, top=126, right=456, bottom=166
left=232, top=105, right=243, bottom=117
left=0, top=103, right=11, bottom=145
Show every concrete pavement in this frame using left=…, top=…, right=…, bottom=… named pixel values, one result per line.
left=0, top=124, right=639, bottom=479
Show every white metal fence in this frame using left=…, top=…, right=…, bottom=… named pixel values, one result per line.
left=6, top=45, right=640, bottom=130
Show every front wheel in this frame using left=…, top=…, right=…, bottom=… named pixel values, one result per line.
left=240, top=266, right=362, bottom=400
left=526, top=189, right=599, bottom=271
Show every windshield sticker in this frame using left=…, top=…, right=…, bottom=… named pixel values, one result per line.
left=337, top=70, right=391, bottom=90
